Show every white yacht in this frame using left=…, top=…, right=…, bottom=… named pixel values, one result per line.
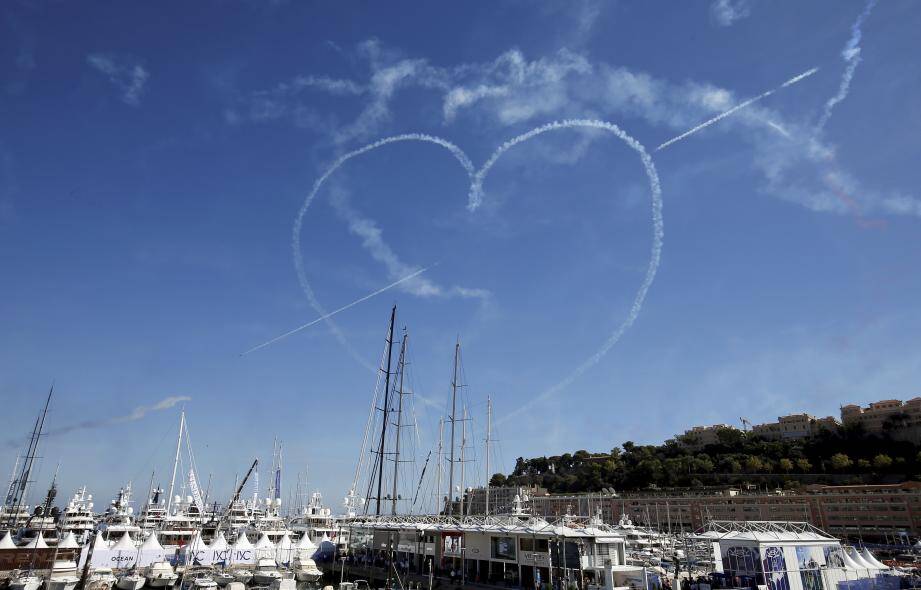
left=247, top=498, right=293, bottom=544
left=87, top=567, right=118, bottom=590
left=137, top=486, right=167, bottom=532
left=115, top=571, right=146, bottom=590
left=60, top=486, right=97, bottom=544
left=7, top=571, right=43, bottom=590
left=292, top=555, right=322, bottom=583
left=99, top=484, right=141, bottom=543
left=144, top=560, right=179, bottom=587
left=289, top=492, right=341, bottom=545
left=44, top=559, right=81, bottom=590
left=251, top=558, right=283, bottom=585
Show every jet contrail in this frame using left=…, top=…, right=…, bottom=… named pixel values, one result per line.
left=241, top=264, right=437, bottom=356
left=3, top=395, right=191, bottom=449
left=293, top=133, right=474, bottom=370
left=655, top=67, right=819, bottom=151
left=817, top=0, right=877, bottom=131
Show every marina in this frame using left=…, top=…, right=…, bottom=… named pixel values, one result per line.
left=3, top=310, right=920, bottom=590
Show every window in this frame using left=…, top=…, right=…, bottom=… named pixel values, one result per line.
left=520, top=538, right=534, bottom=551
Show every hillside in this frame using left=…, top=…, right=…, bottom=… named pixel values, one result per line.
left=494, top=423, right=921, bottom=493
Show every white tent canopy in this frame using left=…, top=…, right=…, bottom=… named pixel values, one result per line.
left=209, top=532, right=228, bottom=551
left=26, top=533, right=49, bottom=549
left=112, top=533, right=136, bottom=551
left=0, top=531, right=17, bottom=549
left=861, top=547, right=889, bottom=570
left=58, top=531, right=80, bottom=549
left=140, top=532, right=163, bottom=551
left=296, top=534, right=317, bottom=550
left=232, top=532, right=253, bottom=550
left=255, top=533, right=274, bottom=549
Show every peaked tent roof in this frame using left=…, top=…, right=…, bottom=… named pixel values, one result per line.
left=255, top=533, right=274, bottom=549
left=26, top=533, right=49, bottom=549
left=296, top=534, right=317, bottom=550
left=209, top=532, right=228, bottom=551
left=140, top=532, right=163, bottom=551
left=94, top=532, right=109, bottom=549
left=232, top=532, right=253, bottom=550
left=57, top=532, right=80, bottom=549
left=276, top=533, right=292, bottom=549
left=0, top=531, right=17, bottom=549
left=112, top=533, right=136, bottom=550
left=861, top=547, right=889, bottom=570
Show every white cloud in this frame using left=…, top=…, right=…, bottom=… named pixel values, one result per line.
left=234, top=40, right=918, bottom=221
left=86, top=53, right=149, bottom=106
left=710, top=0, right=753, bottom=27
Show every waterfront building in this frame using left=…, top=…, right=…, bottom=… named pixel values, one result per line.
left=469, top=483, right=921, bottom=543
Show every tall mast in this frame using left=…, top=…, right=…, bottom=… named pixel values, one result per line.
left=374, top=305, right=396, bottom=516
left=391, top=330, right=408, bottom=516
left=166, top=410, right=185, bottom=515
left=435, top=418, right=444, bottom=514
left=447, top=341, right=459, bottom=516
left=6, top=384, right=53, bottom=526
left=459, top=405, right=467, bottom=517
left=485, top=396, right=492, bottom=517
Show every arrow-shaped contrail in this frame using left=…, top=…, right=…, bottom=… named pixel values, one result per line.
left=655, top=67, right=819, bottom=151
left=241, top=264, right=437, bottom=356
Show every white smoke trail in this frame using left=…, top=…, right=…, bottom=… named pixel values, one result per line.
left=241, top=264, right=436, bottom=356
left=816, top=0, right=878, bottom=131
left=4, top=395, right=192, bottom=448
left=477, top=120, right=663, bottom=425
left=654, top=67, right=819, bottom=151
left=292, top=134, right=474, bottom=370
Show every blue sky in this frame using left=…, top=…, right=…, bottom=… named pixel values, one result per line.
left=2, top=0, right=921, bottom=511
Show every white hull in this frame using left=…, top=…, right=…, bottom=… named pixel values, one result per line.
left=295, top=570, right=322, bottom=583
left=116, top=575, right=146, bottom=590
left=46, top=578, right=80, bottom=590
left=146, top=575, right=179, bottom=587
left=252, top=573, right=282, bottom=585
left=9, top=577, right=43, bottom=590
left=212, top=573, right=234, bottom=586
left=88, top=577, right=118, bottom=590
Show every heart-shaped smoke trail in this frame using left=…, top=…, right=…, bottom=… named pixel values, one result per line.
left=292, top=120, right=662, bottom=423
left=292, top=134, right=475, bottom=370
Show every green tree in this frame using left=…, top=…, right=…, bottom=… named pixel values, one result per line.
left=830, top=453, right=852, bottom=471
left=744, top=456, right=764, bottom=472
left=796, top=458, right=812, bottom=472
left=857, top=459, right=871, bottom=470
left=873, top=454, right=893, bottom=469
left=778, top=458, right=794, bottom=472
left=489, top=473, right=508, bottom=487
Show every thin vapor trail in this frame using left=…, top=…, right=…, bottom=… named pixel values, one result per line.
left=3, top=395, right=190, bottom=449
left=817, top=0, right=878, bottom=131
left=293, top=134, right=474, bottom=370
left=655, top=67, right=819, bottom=152
left=479, top=120, right=663, bottom=425
left=241, top=264, right=436, bottom=356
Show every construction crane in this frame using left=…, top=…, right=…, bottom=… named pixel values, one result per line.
left=740, top=417, right=752, bottom=432
left=215, top=458, right=258, bottom=533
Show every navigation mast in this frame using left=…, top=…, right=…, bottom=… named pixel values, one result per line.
left=447, top=341, right=459, bottom=516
